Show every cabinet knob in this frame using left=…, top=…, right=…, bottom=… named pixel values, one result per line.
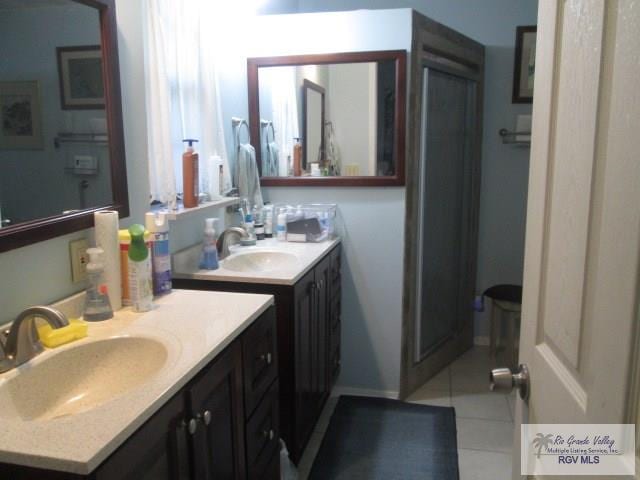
left=260, top=352, right=272, bottom=365
left=187, top=418, right=198, bottom=435
left=203, top=410, right=212, bottom=426
left=262, top=429, right=275, bottom=440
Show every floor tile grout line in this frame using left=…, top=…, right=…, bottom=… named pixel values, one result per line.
left=458, top=446, right=513, bottom=455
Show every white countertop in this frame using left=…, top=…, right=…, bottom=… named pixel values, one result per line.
left=172, top=237, right=341, bottom=286
left=0, top=289, right=273, bottom=474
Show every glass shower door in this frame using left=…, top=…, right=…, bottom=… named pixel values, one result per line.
left=415, top=67, right=477, bottom=362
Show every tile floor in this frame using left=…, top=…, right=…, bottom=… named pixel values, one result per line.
left=295, top=346, right=515, bottom=480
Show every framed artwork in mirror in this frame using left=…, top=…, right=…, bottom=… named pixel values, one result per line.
left=57, top=45, right=105, bottom=110
left=512, top=26, right=537, bottom=104
left=0, top=81, right=44, bottom=150
left=248, top=50, right=406, bottom=186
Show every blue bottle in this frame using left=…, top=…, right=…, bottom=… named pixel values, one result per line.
left=199, top=218, right=219, bottom=270
left=145, top=212, right=172, bottom=296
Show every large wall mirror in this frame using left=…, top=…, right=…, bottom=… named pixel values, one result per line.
left=0, top=0, right=128, bottom=253
left=248, top=50, right=406, bottom=186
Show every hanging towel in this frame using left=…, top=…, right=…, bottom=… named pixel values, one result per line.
left=237, top=143, right=264, bottom=208
left=267, top=141, right=279, bottom=177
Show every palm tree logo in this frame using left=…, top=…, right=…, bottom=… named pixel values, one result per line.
left=532, top=433, right=554, bottom=458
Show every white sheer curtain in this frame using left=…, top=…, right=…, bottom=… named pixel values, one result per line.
left=260, top=66, right=299, bottom=177
left=143, top=0, right=230, bottom=205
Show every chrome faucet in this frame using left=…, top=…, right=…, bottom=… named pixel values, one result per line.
left=0, top=306, right=69, bottom=373
left=216, top=226, right=250, bottom=260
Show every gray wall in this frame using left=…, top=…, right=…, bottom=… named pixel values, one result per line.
left=295, top=0, right=538, bottom=340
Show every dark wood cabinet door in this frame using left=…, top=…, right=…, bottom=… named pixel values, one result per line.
left=245, top=381, right=280, bottom=479
left=187, top=342, right=246, bottom=480
left=93, top=393, right=190, bottom=480
left=293, top=268, right=316, bottom=448
left=329, top=245, right=342, bottom=385
left=314, top=254, right=331, bottom=409
left=242, top=306, right=278, bottom=417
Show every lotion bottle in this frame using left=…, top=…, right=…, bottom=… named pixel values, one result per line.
left=293, top=138, right=302, bottom=176
left=182, top=139, right=199, bottom=208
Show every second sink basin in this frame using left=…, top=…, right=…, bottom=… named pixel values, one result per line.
left=222, top=250, right=299, bottom=273
left=0, top=336, right=168, bottom=421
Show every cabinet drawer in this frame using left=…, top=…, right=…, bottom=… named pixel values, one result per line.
left=246, top=381, right=280, bottom=480
left=242, top=306, right=278, bottom=417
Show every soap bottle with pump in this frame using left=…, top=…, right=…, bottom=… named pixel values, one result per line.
left=83, top=247, right=114, bottom=321
left=128, top=224, right=153, bottom=312
left=182, top=139, right=199, bottom=208
left=199, top=217, right=220, bottom=270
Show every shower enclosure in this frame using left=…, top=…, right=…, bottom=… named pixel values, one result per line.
left=401, top=12, right=484, bottom=397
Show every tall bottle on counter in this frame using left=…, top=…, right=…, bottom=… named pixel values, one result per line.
left=128, top=224, right=153, bottom=312
left=182, top=139, right=199, bottom=208
left=145, top=212, right=171, bottom=296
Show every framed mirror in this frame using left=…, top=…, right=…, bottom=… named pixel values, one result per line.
left=248, top=50, right=406, bottom=186
left=0, top=0, right=128, bottom=253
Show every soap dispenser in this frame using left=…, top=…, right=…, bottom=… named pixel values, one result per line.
left=199, top=217, right=220, bottom=270
left=83, top=247, right=114, bottom=321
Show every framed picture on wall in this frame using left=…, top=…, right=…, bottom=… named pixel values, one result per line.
left=512, top=26, right=537, bottom=104
left=0, top=81, right=44, bottom=150
left=56, top=45, right=105, bottom=110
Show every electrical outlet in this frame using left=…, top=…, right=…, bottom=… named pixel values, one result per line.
left=69, top=238, right=89, bottom=283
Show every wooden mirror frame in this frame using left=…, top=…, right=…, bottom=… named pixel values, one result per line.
left=0, top=0, right=128, bottom=253
left=247, top=50, right=406, bottom=187
left=302, top=79, right=325, bottom=172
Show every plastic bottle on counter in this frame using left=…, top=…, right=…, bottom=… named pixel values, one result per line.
left=264, top=205, right=274, bottom=238
left=128, top=224, right=153, bottom=312
left=199, top=218, right=220, bottom=270
left=254, top=205, right=265, bottom=240
left=145, top=212, right=171, bottom=296
left=276, top=210, right=287, bottom=241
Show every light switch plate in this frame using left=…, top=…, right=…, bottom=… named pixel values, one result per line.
left=69, top=238, right=89, bottom=283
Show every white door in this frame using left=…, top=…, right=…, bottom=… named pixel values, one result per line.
left=511, top=0, right=640, bottom=478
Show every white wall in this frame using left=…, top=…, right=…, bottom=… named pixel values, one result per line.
left=327, top=63, right=376, bottom=176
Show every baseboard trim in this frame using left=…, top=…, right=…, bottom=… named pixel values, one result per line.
left=331, top=386, right=399, bottom=400
left=474, top=335, right=490, bottom=346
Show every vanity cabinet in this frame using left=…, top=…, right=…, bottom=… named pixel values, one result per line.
left=174, top=243, right=342, bottom=463
left=0, top=306, right=279, bottom=480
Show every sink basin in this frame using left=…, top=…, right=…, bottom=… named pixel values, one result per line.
left=222, top=250, right=299, bottom=273
left=0, top=336, right=168, bottom=421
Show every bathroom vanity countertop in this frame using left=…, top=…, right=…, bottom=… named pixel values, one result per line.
left=172, top=237, right=341, bottom=285
left=0, top=289, right=273, bottom=474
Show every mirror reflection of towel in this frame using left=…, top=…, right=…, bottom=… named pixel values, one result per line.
left=267, top=141, right=279, bottom=177
left=237, top=143, right=264, bottom=208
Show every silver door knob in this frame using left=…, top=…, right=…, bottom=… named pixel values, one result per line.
left=490, top=364, right=529, bottom=400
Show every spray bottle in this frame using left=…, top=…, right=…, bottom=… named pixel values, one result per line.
left=128, top=224, right=153, bottom=312
left=145, top=212, right=171, bottom=296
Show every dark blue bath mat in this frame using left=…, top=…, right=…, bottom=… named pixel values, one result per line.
left=309, top=395, right=459, bottom=480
